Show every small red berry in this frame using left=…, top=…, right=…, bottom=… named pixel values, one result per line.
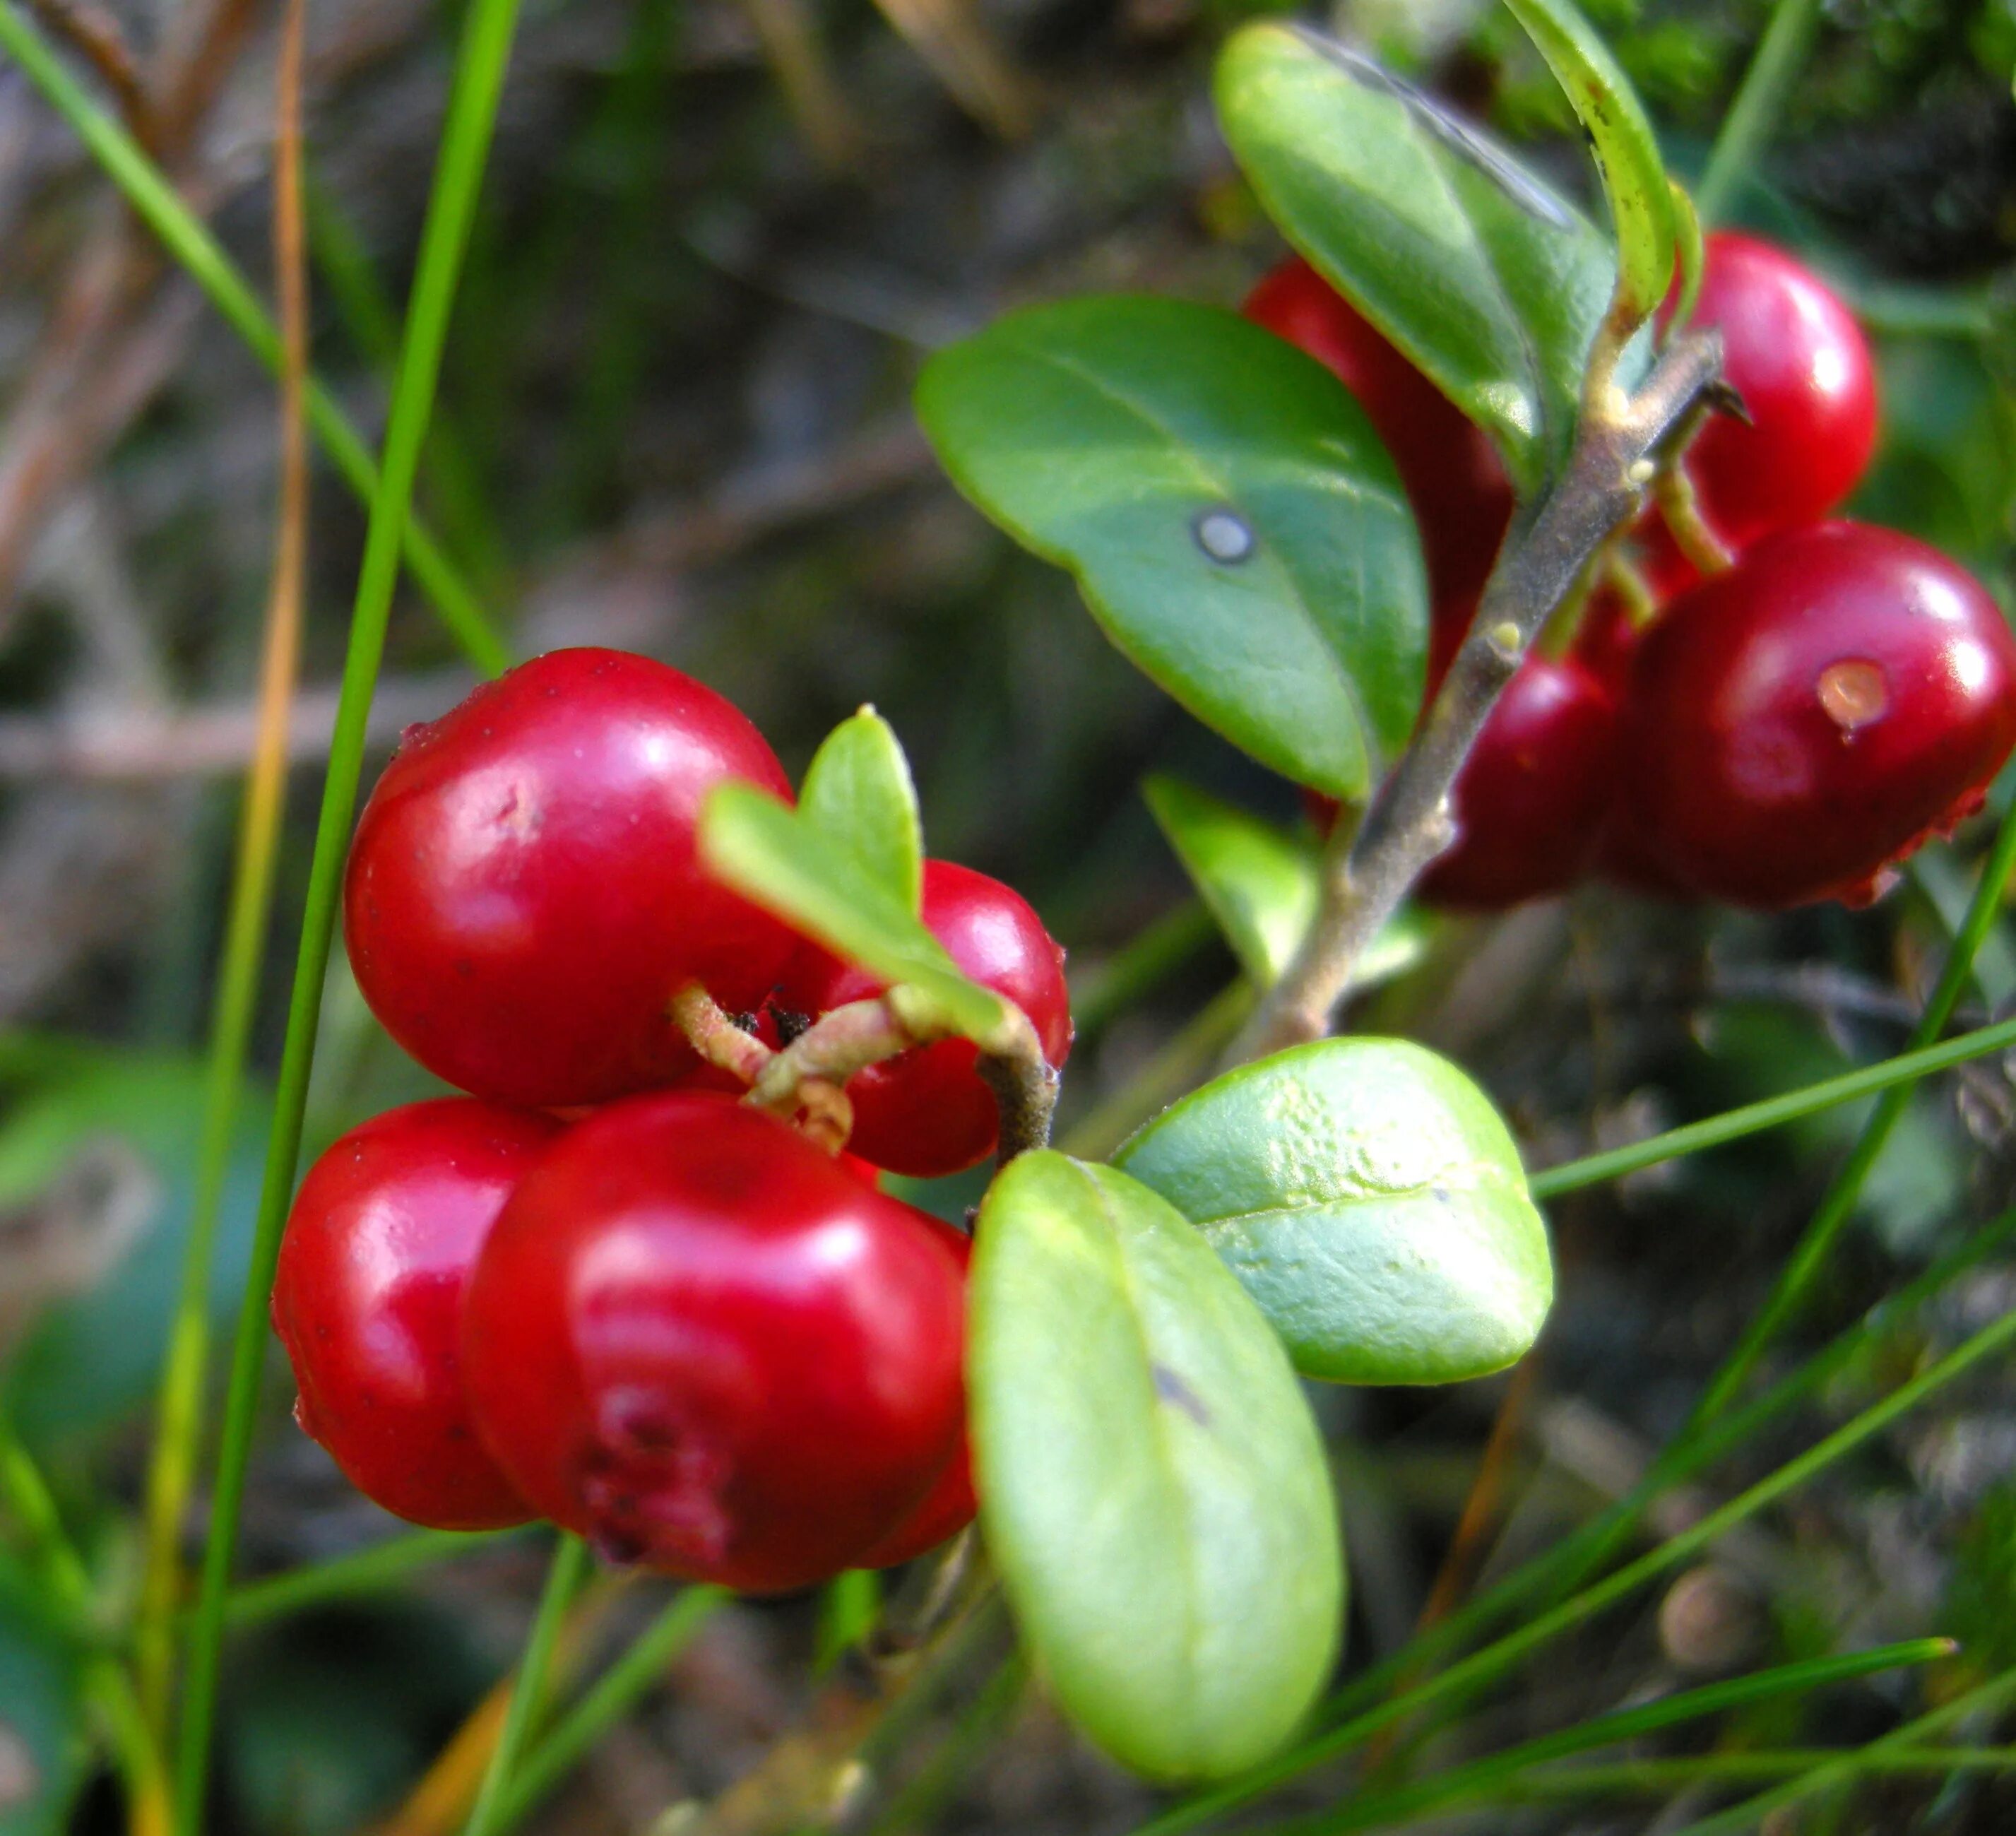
left=776, top=860, right=1073, bottom=1179
left=1244, top=257, right=1514, bottom=607
left=345, top=648, right=797, bottom=1109
left=271, top=1098, right=557, bottom=1531
left=1618, top=523, right=2016, bottom=909
left=1418, top=656, right=1618, bottom=911
left=459, top=1094, right=968, bottom=1592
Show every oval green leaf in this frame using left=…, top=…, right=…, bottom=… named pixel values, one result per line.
left=971, top=1152, right=1343, bottom=1781
left=1216, top=23, right=1644, bottom=491
left=918, top=295, right=1426, bottom=801
left=1503, top=0, right=1675, bottom=327
left=1116, top=1038, right=1552, bottom=1385
left=797, top=706, right=923, bottom=912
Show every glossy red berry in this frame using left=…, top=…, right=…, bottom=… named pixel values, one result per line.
left=345, top=648, right=797, bottom=1109
left=271, top=1099, right=558, bottom=1530
left=1657, top=232, right=1878, bottom=559
left=1418, top=656, right=1618, bottom=910
left=1618, top=523, right=2016, bottom=909
left=459, top=1093, right=969, bottom=1592
left=1245, top=257, right=1514, bottom=607
left=776, top=860, right=1073, bottom=1179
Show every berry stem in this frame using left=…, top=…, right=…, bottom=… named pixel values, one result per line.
left=670, top=983, right=776, bottom=1086
left=1230, top=328, right=1725, bottom=1063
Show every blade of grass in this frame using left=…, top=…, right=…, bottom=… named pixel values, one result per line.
left=1483, top=1748, right=2016, bottom=1801
left=1529, top=1010, right=2016, bottom=1200
left=1693, top=0, right=1826, bottom=227
left=1259, top=1640, right=1955, bottom=1835
left=1134, top=1295, right=2016, bottom=1835
left=462, top=1535, right=593, bottom=1836
left=133, top=0, right=312, bottom=1729
left=0, top=0, right=511, bottom=675
left=222, top=1528, right=528, bottom=1630
left=171, top=0, right=528, bottom=1816
left=488, top=1585, right=728, bottom=1833
left=1067, top=899, right=1216, bottom=1043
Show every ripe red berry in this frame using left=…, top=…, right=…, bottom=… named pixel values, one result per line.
left=1245, top=256, right=1514, bottom=607
left=459, top=1093, right=969, bottom=1592
left=1654, top=232, right=1878, bottom=562
left=271, top=1099, right=558, bottom=1530
left=1618, top=523, right=2016, bottom=909
left=776, top=860, right=1073, bottom=1179
left=345, top=648, right=797, bottom=1109
left=1418, top=656, right=1618, bottom=910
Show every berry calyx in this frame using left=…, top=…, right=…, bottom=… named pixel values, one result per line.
left=1618, top=523, right=2016, bottom=910
left=776, top=860, right=1073, bottom=1179
left=345, top=648, right=797, bottom=1109
left=271, top=1098, right=557, bottom=1531
left=1244, top=256, right=1514, bottom=607
left=1418, top=656, right=1618, bottom=911
left=458, top=1093, right=969, bottom=1591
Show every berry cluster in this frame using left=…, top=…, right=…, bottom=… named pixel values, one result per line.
left=272, top=648, right=1071, bottom=1588
left=1249, top=235, right=2016, bottom=912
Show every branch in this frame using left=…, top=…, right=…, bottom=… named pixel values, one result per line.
left=1231, top=328, right=1726, bottom=1064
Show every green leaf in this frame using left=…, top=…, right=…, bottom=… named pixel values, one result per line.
left=797, top=708, right=923, bottom=912
left=971, top=1152, right=1343, bottom=1781
left=0, top=1561, right=85, bottom=1836
left=1503, top=0, right=1675, bottom=326
left=918, top=295, right=1426, bottom=801
left=1216, top=22, right=1644, bottom=491
left=699, top=783, right=1016, bottom=1048
left=1116, top=1038, right=1551, bottom=1385
left=1141, top=776, right=1435, bottom=990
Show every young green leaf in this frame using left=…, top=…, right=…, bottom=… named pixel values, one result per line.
left=1503, top=0, right=1676, bottom=329
left=1216, top=23, right=1643, bottom=491
left=918, top=296, right=1425, bottom=801
left=797, top=707, right=924, bottom=911
left=1116, top=1038, right=1551, bottom=1385
left=971, top=1152, right=1343, bottom=1782
left=699, top=782, right=1016, bottom=1048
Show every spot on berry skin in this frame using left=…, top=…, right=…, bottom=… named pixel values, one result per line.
left=1192, top=507, right=1255, bottom=564
left=579, top=1390, right=736, bottom=1567
left=1818, top=659, right=1888, bottom=734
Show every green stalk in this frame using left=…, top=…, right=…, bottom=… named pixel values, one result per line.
left=1664, top=1666, right=2016, bottom=1835
left=0, top=1412, right=93, bottom=1614
left=223, top=1529, right=526, bottom=1630
left=1529, top=1012, right=2016, bottom=1200
left=1067, top=899, right=1216, bottom=1043
left=0, top=0, right=509, bottom=675
left=1135, top=1298, right=2016, bottom=1835
left=1693, top=0, right=1826, bottom=227
left=1259, top=1640, right=1954, bottom=1835
left=171, top=0, right=528, bottom=1818
left=1483, top=1749, right=2016, bottom=1802
left=463, top=1536, right=593, bottom=1836
left=488, top=1586, right=728, bottom=1832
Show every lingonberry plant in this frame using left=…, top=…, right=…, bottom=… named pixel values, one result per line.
left=10, top=0, right=2016, bottom=1833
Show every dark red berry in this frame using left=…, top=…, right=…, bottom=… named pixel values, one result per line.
left=271, top=1098, right=557, bottom=1531
left=776, top=860, right=1073, bottom=1179
left=1418, top=656, right=1618, bottom=910
left=459, top=1094, right=968, bottom=1592
left=1618, top=523, right=2016, bottom=909
left=345, top=648, right=797, bottom=1109
left=1245, top=257, right=1514, bottom=607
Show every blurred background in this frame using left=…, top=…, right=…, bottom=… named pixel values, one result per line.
left=4, top=0, right=2016, bottom=1830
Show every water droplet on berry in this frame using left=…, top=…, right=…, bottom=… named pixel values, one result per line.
left=1193, top=507, right=1255, bottom=564
left=1818, top=658, right=1887, bottom=733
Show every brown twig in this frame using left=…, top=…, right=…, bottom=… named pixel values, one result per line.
left=1229, top=328, right=1726, bottom=1064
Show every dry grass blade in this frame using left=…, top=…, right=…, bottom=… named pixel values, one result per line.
left=737, top=0, right=865, bottom=170
left=25, top=0, right=149, bottom=141
left=870, top=0, right=1033, bottom=138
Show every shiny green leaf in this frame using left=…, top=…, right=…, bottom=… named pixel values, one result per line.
left=971, top=1152, right=1343, bottom=1781
left=918, top=295, right=1426, bottom=800
left=1216, top=23, right=1644, bottom=491
left=1117, top=1038, right=1551, bottom=1385
left=797, top=707, right=923, bottom=912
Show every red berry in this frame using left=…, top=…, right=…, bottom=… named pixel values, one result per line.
left=1618, top=523, right=2016, bottom=910
left=1245, top=257, right=1514, bottom=607
left=776, top=860, right=1073, bottom=1179
left=1570, top=584, right=1641, bottom=694
left=345, top=648, right=797, bottom=1109
left=1657, top=232, right=1878, bottom=557
left=271, top=1098, right=557, bottom=1531
left=459, top=1093, right=968, bottom=1592
left=1418, top=656, right=1618, bottom=910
